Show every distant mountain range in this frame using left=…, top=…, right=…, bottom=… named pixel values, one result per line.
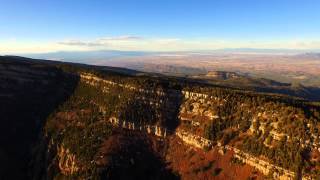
left=293, top=52, right=320, bottom=59
left=12, top=49, right=320, bottom=63
left=20, top=50, right=151, bottom=63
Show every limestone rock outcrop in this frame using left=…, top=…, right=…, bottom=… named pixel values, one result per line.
left=57, top=146, right=80, bottom=175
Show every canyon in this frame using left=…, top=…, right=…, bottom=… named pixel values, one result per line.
left=1, top=56, right=320, bottom=179
left=79, top=72, right=316, bottom=180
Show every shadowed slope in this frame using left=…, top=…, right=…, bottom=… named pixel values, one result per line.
left=0, top=56, right=80, bottom=179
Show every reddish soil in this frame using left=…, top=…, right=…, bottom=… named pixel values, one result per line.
left=165, top=136, right=265, bottom=180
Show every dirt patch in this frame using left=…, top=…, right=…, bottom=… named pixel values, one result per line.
left=166, top=136, right=264, bottom=180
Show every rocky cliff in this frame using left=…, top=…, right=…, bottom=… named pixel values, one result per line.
left=77, top=72, right=319, bottom=179
left=1, top=56, right=320, bottom=180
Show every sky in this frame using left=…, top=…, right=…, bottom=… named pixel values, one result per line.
left=1, top=0, right=320, bottom=53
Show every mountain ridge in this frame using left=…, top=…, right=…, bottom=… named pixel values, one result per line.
left=1, top=56, right=320, bottom=179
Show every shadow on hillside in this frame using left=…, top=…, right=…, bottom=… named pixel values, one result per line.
left=162, top=89, right=183, bottom=132
left=118, top=86, right=183, bottom=134
left=0, top=57, right=80, bottom=179
left=97, top=131, right=180, bottom=180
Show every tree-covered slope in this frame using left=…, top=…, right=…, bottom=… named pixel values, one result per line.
left=1, top=56, right=320, bottom=180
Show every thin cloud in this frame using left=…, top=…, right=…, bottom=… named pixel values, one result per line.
left=99, top=35, right=143, bottom=41
left=5, top=36, right=320, bottom=54
left=152, top=38, right=181, bottom=44
left=294, top=41, right=320, bottom=49
left=58, top=40, right=106, bottom=47
left=58, top=35, right=143, bottom=47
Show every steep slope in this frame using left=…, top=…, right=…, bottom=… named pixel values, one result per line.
left=0, top=56, right=79, bottom=179
left=1, top=56, right=320, bottom=180
left=41, top=65, right=320, bottom=179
